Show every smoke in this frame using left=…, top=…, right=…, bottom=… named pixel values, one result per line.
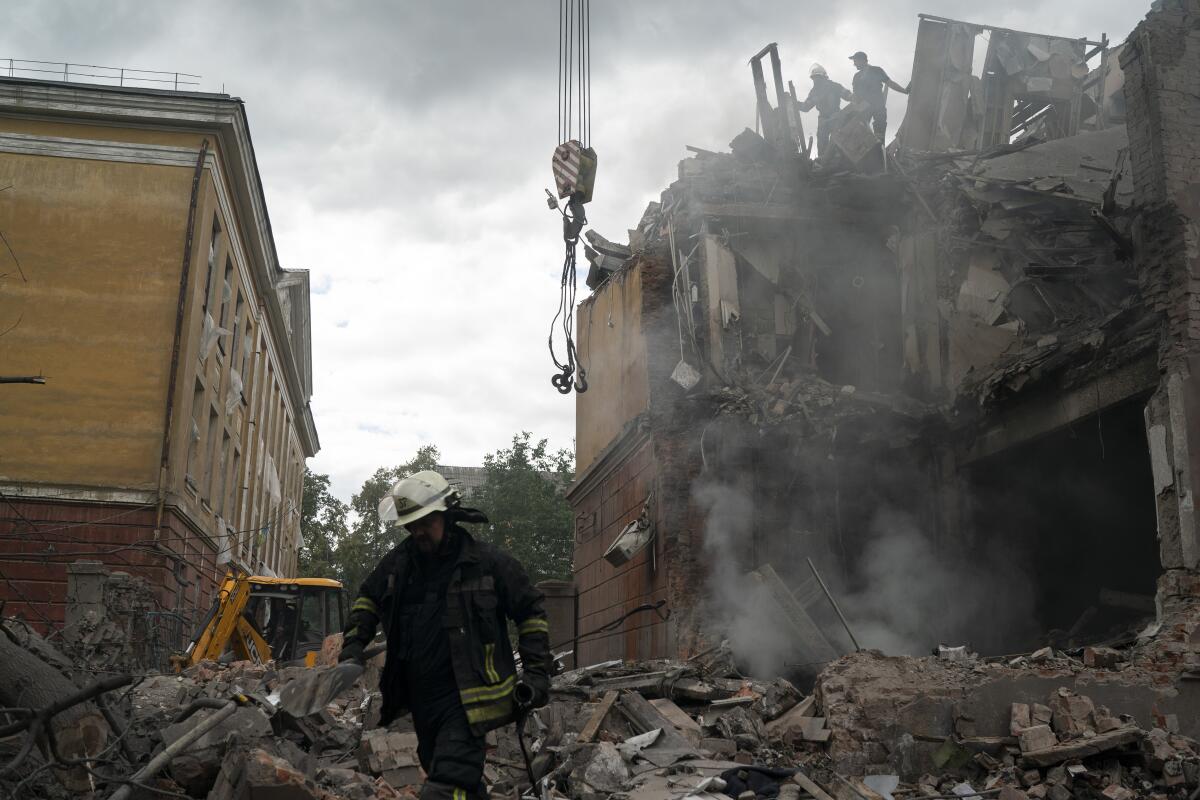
left=694, top=482, right=1040, bottom=676
left=693, top=481, right=808, bottom=677
left=841, top=508, right=1039, bottom=655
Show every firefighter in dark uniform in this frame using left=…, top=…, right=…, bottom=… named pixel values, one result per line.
left=339, top=470, right=552, bottom=800
left=849, top=50, right=909, bottom=140
left=796, top=63, right=852, bottom=157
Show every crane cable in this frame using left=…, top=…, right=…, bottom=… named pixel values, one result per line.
left=549, top=0, right=591, bottom=395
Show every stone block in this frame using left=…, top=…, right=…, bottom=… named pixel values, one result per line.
left=317, top=633, right=343, bottom=667
left=1011, top=703, right=1032, bottom=736
left=1018, top=725, right=1058, bottom=753
left=358, top=729, right=420, bottom=776
left=164, top=706, right=273, bottom=795
left=1093, top=706, right=1123, bottom=734
left=1047, top=690, right=1094, bottom=737
left=1101, top=787, right=1133, bottom=800
left=701, top=737, right=737, bottom=756
left=1031, top=704, right=1053, bottom=726
left=210, top=745, right=332, bottom=800
left=1083, top=647, right=1121, bottom=669
left=579, top=742, right=630, bottom=793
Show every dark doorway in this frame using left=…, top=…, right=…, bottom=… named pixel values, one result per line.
left=965, top=396, right=1160, bottom=654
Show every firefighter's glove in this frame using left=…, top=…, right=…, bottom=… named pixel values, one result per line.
left=338, top=640, right=366, bottom=666
left=515, top=677, right=549, bottom=711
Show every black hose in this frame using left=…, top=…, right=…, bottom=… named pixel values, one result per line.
left=515, top=711, right=538, bottom=792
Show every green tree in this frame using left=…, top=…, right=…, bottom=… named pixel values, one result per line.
left=338, top=445, right=441, bottom=592
left=472, top=432, right=575, bottom=585
left=298, top=467, right=349, bottom=579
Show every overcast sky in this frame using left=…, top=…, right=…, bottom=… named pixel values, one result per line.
left=2, top=1, right=1148, bottom=503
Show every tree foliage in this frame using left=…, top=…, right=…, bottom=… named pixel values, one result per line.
left=337, top=444, right=441, bottom=593
left=298, top=436, right=575, bottom=600
left=472, top=432, right=575, bottom=585
left=298, top=467, right=348, bottom=579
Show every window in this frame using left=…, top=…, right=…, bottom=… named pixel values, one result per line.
left=231, top=446, right=243, bottom=529
left=186, top=379, right=206, bottom=487
left=203, top=217, right=220, bottom=314
left=231, top=293, right=245, bottom=376
left=218, top=258, right=233, bottom=356
left=204, top=407, right=219, bottom=501
left=215, top=431, right=231, bottom=516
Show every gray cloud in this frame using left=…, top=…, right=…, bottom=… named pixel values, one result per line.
left=0, top=0, right=1150, bottom=499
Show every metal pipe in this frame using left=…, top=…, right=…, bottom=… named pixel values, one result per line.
left=806, top=557, right=861, bottom=652
left=109, top=701, right=238, bottom=800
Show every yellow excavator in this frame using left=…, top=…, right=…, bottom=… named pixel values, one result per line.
left=172, top=573, right=347, bottom=670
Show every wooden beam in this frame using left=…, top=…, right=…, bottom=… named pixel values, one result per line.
left=794, top=771, right=838, bottom=800
left=751, top=564, right=840, bottom=663
left=577, top=690, right=619, bottom=744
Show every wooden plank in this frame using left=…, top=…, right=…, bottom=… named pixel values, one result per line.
left=577, top=690, right=619, bottom=744
left=649, top=698, right=702, bottom=744
left=616, top=691, right=695, bottom=753
left=751, top=564, right=840, bottom=663
left=794, top=771, right=837, bottom=800
left=591, top=672, right=669, bottom=693
left=766, top=695, right=816, bottom=738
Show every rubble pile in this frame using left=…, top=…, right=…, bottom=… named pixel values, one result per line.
left=3, top=615, right=1199, bottom=800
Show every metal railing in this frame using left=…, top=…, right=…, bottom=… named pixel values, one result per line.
left=0, top=58, right=201, bottom=91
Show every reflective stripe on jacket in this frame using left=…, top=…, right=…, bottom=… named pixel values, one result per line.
left=342, top=525, right=552, bottom=735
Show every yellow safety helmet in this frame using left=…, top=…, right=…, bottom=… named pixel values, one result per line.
left=378, top=470, right=460, bottom=527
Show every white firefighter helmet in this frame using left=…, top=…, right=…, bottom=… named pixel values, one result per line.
left=810, top=63, right=828, bottom=78
left=378, top=470, right=460, bottom=527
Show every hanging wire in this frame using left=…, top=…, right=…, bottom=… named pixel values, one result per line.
left=548, top=0, right=592, bottom=395
left=559, top=1, right=564, bottom=143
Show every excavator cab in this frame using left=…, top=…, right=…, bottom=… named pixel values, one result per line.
left=174, top=574, right=346, bottom=670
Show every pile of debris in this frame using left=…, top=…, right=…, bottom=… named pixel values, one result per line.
left=4, top=614, right=1198, bottom=800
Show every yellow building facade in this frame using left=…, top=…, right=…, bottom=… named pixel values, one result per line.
left=0, top=78, right=318, bottom=626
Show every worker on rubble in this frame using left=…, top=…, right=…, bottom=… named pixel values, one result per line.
left=796, top=63, right=852, bottom=157
left=849, top=51, right=909, bottom=140
left=339, top=470, right=552, bottom=800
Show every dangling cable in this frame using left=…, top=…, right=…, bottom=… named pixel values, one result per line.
left=547, top=0, right=593, bottom=395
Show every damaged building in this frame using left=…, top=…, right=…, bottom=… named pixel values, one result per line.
left=0, top=76, right=319, bottom=636
left=566, top=0, right=1200, bottom=732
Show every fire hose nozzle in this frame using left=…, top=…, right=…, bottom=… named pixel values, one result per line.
left=514, top=681, right=536, bottom=711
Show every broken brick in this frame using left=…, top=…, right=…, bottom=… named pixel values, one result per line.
left=1019, top=725, right=1058, bottom=754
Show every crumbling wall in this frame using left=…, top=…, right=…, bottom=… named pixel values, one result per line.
left=1121, top=0, right=1200, bottom=575
left=63, top=560, right=161, bottom=672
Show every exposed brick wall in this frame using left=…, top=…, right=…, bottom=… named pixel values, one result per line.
left=639, top=250, right=712, bottom=660
left=1122, top=0, right=1200, bottom=369
left=571, top=436, right=667, bottom=664
left=1122, top=0, right=1200, bottom=573
left=0, top=498, right=219, bottom=632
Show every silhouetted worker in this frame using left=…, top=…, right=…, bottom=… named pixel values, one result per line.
left=849, top=51, right=909, bottom=140
left=797, top=63, right=852, bottom=157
